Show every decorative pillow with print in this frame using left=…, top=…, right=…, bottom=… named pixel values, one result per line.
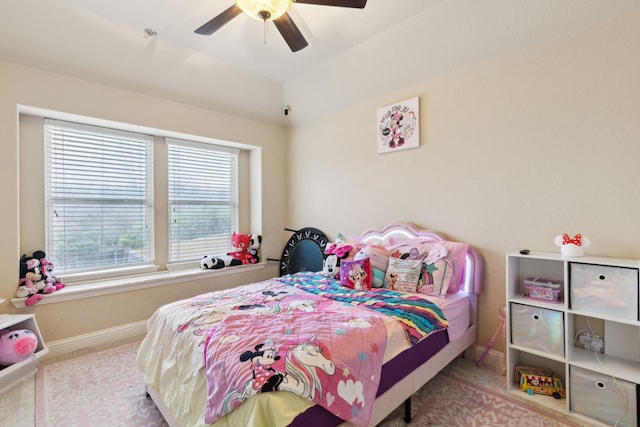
left=339, top=258, right=372, bottom=290
left=383, top=257, right=423, bottom=293
left=322, top=236, right=355, bottom=278
left=354, top=245, right=390, bottom=288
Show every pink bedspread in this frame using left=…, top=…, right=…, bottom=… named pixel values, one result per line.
left=203, top=281, right=388, bottom=426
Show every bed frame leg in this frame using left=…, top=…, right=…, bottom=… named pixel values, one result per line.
left=404, top=396, right=412, bottom=423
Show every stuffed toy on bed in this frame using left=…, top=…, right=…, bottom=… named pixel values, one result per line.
left=201, top=232, right=261, bottom=270
left=322, top=235, right=355, bottom=278
left=0, top=328, right=38, bottom=366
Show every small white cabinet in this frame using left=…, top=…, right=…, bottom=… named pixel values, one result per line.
left=0, top=313, right=48, bottom=392
left=506, top=251, right=640, bottom=426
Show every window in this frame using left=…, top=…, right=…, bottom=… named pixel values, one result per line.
left=45, top=120, right=154, bottom=274
left=167, top=139, right=238, bottom=263
left=43, top=119, right=240, bottom=278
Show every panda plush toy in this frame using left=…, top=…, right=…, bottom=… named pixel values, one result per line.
left=201, top=232, right=261, bottom=270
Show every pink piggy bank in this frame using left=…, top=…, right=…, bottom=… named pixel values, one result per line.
left=0, top=328, right=38, bottom=365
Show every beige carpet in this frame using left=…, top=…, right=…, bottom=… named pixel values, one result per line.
left=0, top=340, right=594, bottom=427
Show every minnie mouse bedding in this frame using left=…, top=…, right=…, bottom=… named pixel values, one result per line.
left=139, top=272, right=448, bottom=427
left=137, top=222, right=483, bottom=427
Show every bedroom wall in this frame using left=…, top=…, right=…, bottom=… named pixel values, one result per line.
left=0, top=62, right=287, bottom=343
left=285, top=11, right=640, bottom=354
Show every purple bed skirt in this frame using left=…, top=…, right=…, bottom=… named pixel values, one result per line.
left=288, top=328, right=450, bottom=426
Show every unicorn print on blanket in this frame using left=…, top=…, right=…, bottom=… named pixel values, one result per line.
left=221, top=335, right=336, bottom=414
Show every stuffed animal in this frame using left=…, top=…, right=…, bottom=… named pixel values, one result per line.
left=36, top=251, right=65, bottom=292
left=227, top=232, right=253, bottom=264
left=201, top=232, right=262, bottom=270
left=322, top=238, right=354, bottom=278
left=0, top=328, right=38, bottom=366
left=17, top=251, right=65, bottom=306
left=17, top=254, right=45, bottom=306
left=16, top=277, right=42, bottom=306
left=245, top=234, right=262, bottom=265
left=554, top=233, right=591, bottom=257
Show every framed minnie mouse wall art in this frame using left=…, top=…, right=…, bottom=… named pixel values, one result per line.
left=376, top=96, right=420, bottom=154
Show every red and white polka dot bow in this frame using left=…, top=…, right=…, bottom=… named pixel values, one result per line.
left=561, top=233, right=582, bottom=246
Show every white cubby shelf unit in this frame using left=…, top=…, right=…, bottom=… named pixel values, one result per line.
left=506, top=251, right=640, bottom=427
left=0, top=313, right=48, bottom=392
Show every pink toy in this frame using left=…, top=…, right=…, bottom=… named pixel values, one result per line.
left=200, top=233, right=261, bottom=270
left=0, top=328, right=38, bottom=365
left=476, top=304, right=506, bottom=370
left=16, top=250, right=65, bottom=306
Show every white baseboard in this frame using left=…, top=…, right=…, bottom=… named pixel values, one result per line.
left=474, top=345, right=506, bottom=373
left=43, top=320, right=148, bottom=361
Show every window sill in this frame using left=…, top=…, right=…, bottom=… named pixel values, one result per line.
left=11, top=262, right=266, bottom=308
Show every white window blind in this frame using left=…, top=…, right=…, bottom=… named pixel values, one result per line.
left=167, top=139, right=238, bottom=263
left=44, top=119, right=154, bottom=274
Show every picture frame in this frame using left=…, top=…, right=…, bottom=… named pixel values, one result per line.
left=376, top=96, right=420, bottom=154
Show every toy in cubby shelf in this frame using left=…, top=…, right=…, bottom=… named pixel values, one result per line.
left=200, top=232, right=262, bottom=270
left=16, top=251, right=65, bottom=306
left=554, top=233, right=591, bottom=257
left=523, top=277, right=562, bottom=303
left=518, top=368, right=565, bottom=399
left=0, top=328, right=37, bottom=367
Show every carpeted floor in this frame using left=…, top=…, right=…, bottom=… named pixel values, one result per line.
left=0, top=339, right=595, bottom=427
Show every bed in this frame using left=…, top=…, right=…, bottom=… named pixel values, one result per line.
left=137, top=221, right=483, bottom=427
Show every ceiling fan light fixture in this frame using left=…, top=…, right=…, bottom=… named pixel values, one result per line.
left=236, top=0, right=292, bottom=21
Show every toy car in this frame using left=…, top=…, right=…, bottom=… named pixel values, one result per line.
left=520, top=373, right=565, bottom=399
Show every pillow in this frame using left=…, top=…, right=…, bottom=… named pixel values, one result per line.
left=339, top=258, right=372, bottom=290
left=383, top=257, right=422, bottom=293
left=354, top=245, right=390, bottom=288
left=323, top=237, right=356, bottom=278
left=416, top=257, right=452, bottom=297
left=388, top=240, right=468, bottom=293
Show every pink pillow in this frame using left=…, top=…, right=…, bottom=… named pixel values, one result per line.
left=339, top=258, right=372, bottom=290
left=354, top=245, right=390, bottom=288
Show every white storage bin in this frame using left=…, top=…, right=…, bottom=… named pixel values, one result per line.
left=570, top=263, right=639, bottom=321
left=570, top=366, right=638, bottom=427
left=510, top=303, right=564, bottom=357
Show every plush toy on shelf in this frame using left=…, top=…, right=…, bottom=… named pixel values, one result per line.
left=16, top=250, right=65, bottom=306
left=0, top=328, right=38, bottom=366
left=245, top=233, right=262, bottom=265
left=17, top=254, right=45, bottom=306
left=201, top=232, right=262, bottom=270
left=37, top=251, right=65, bottom=292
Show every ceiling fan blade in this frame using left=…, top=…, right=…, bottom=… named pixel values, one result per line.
left=294, top=0, right=367, bottom=8
left=194, top=5, right=243, bottom=35
left=273, top=13, right=309, bottom=52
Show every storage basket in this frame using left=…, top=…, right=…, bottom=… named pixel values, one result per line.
left=510, top=303, right=564, bottom=357
left=569, top=263, right=638, bottom=321
left=570, top=366, right=638, bottom=427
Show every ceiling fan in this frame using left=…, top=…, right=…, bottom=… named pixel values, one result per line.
left=195, top=0, right=368, bottom=53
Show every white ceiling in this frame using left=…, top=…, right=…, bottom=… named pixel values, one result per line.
left=1, top=1, right=638, bottom=125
